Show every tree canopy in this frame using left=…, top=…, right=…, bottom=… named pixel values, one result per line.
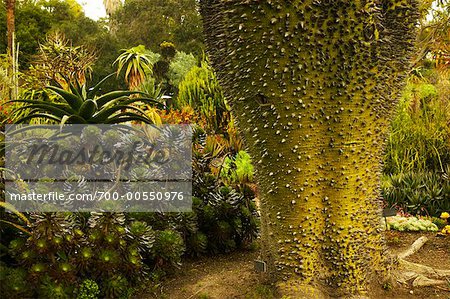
left=112, top=0, right=204, bottom=55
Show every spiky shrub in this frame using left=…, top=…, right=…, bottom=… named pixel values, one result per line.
left=177, top=60, right=231, bottom=133
left=8, top=74, right=163, bottom=124
left=32, top=32, right=97, bottom=87
left=114, top=45, right=154, bottom=90
left=382, top=170, right=450, bottom=216
left=201, top=0, right=419, bottom=296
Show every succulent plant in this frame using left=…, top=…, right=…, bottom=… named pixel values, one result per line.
left=0, top=266, right=32, bottom=297
left=38, top=275, right=73, bottom=299
left=8, top=74, right=163, bottom=124
left=151, top=230, right=185, bottom=270
left=125, top=221, right=155, bottom=253
left=101, top=274, right=129, bottom=299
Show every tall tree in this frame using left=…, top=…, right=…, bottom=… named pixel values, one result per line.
left=5, top=0, right=14, bottom=56
left=103, top=0, right=122, bottom=17
left=113, top=0, right=204, bottom=54
left=4, top=0, right=16, bottom=100
left=201, top=0, right=420, bottom=297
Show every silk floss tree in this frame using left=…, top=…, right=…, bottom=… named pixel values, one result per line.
left=200, top=0, right=450, bottom=297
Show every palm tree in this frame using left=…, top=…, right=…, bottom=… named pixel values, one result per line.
left=114, top=45, right=153, bottom=90
left=200, top=0, right=423, bottom=297
left=103, top=0, right=122, bottom=17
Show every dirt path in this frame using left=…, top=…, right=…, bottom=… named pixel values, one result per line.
left=139, top=232, right=449, bottom=299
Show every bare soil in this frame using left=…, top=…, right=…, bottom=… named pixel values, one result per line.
left=139, top=232, right=449, bottom=299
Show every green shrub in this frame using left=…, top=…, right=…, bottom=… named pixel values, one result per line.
left=386, top=216, right=439, bottom=232
left=38, top=275, right=73, bottom=299
left=168, top=52, right=197, bottom=88
left=220, top=150, right=254, bottom=184
left=176, top=60, right=230, bottom=133
left=429, top=217, right=447, bottom=229
left=77, top=279, right=100, bottom=299
left=151, top=230, right=185, bottom=270
left=0, top=265, right=32, bottom=297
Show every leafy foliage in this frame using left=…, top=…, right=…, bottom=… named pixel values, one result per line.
left=112, top=0, right=204, bottom=54
left=177, top=60, right=230, bottom=133
left=220, top=150, right=254, bottom=184
left=167, top=51, right=197, bottom=89
left=384, top=80, right=450, bottom=175
left=0, top=0, right=105, bottom=69
left=9, top=74, right=163, bottom=124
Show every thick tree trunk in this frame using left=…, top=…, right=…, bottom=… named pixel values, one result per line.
left=6, top=0, right=15, bottom=56
left=5, top=0, right=16, bottom=101
left=200, top=0, right=419, bottom=297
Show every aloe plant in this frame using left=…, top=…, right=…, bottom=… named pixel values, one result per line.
left=114, top=45, right=154, bottom=90
left=8, top=74, right=163, bottom=124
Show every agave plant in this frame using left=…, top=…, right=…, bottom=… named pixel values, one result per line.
left=8, top=74, right=163, bottom=124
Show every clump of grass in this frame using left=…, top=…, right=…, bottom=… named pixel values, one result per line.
left=384, top=78, right=450, bottom=175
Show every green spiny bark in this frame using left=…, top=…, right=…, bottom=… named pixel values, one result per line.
left=200, top=0, right=419, bottom=297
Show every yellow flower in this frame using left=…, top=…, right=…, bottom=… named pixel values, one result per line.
left=442, top=225, right=450, bottom=235
left=440, top=212, right=450, bottom=219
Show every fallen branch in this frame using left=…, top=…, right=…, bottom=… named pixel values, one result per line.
left=393, top=236, right=450, bottom=289
left=398, top=259, right=450, bottom=279
left=412, top=275, right=447, bottom=287
left=398, top=236, right=428, bottom=259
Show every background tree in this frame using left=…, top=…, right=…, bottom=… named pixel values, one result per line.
left=103, top=0, right=122, bottom=17
left=4, top=0, right=16, bottom=100
left=414, top=1, right=450, bottom=73
left=201, top=0, right=420, bottom=297
left=113, top=0, right=204, bottom=54
left=5, top=0, right=15, bottom=57
left=0, top=1, right=117, bottom=71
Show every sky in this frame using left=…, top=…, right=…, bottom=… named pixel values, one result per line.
left=76, top=0, right=107, bottom=20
